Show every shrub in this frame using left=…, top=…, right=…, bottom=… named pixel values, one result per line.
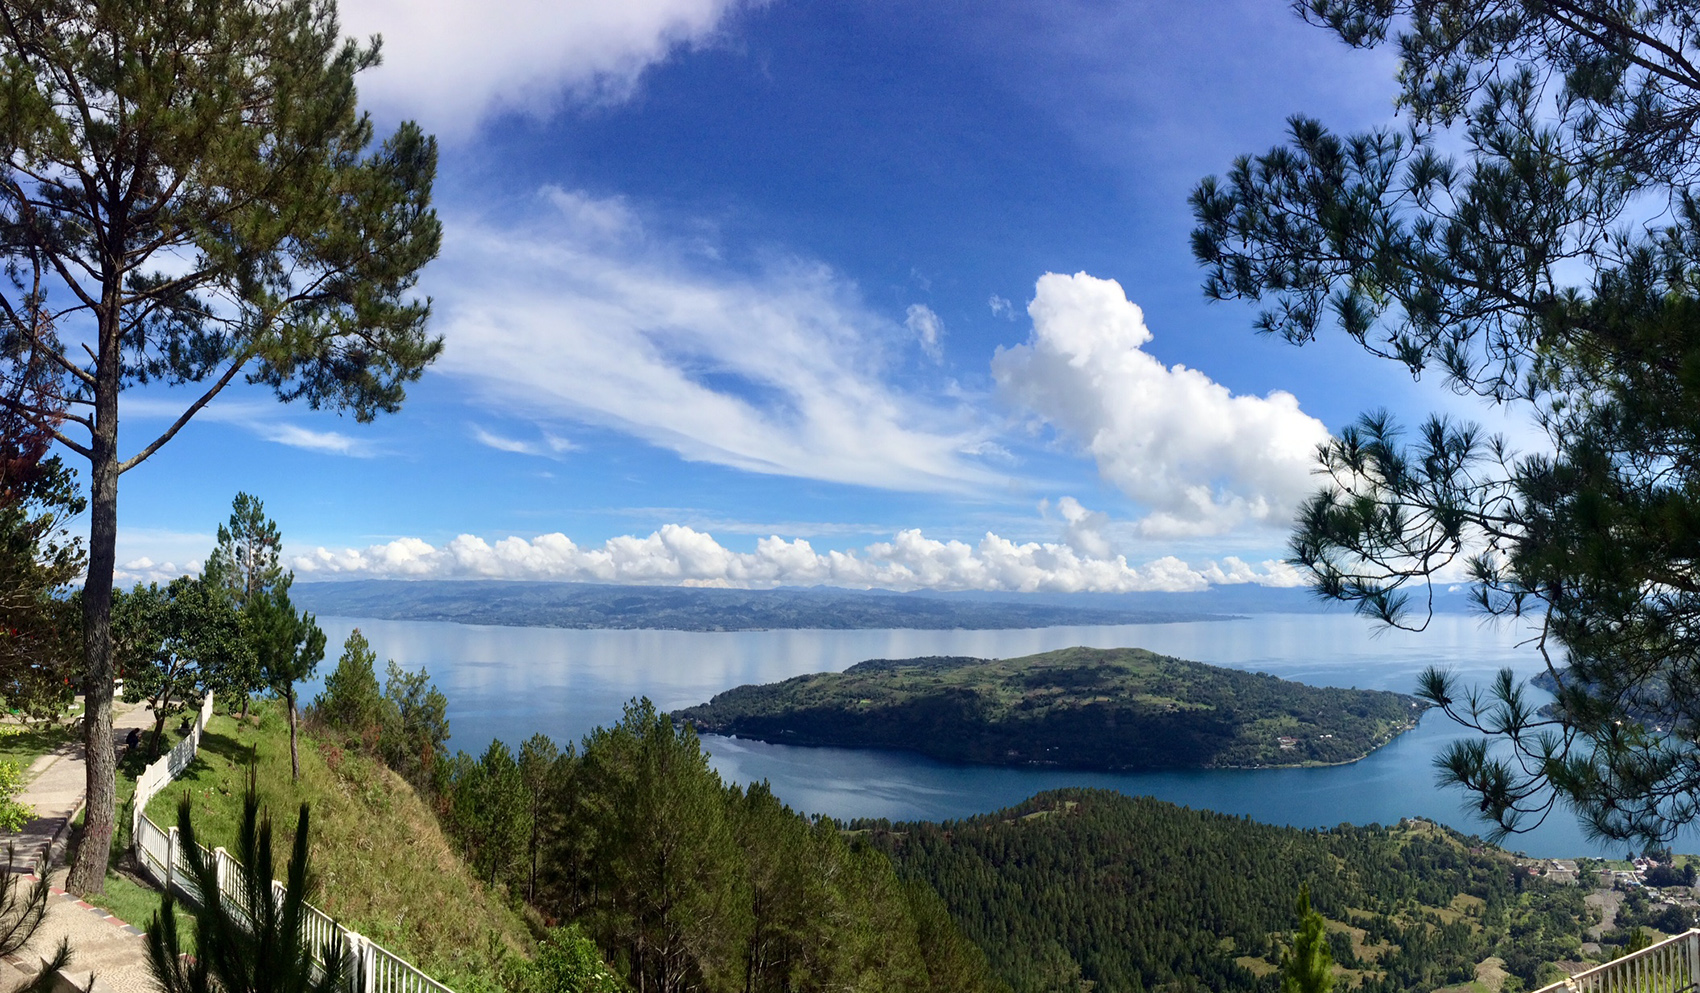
left=0, top=761, right=33, bottom=832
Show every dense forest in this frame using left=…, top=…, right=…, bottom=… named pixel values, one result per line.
left=310, top=632, right=1006, bottom=993
left=291, top=580, right=1225, bottom=631
left=308, top=632, right=1609, bottom=993
left=858, top=790, right=1594, bottom=993
left=676, top=647, right=1426, bottom=770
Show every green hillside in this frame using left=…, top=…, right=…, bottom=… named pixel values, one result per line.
left=141, top=700, right=534, bottom=985
left=858, top=790, right=1594, bottom=993
left=676, top=646, right=1426, bottom=769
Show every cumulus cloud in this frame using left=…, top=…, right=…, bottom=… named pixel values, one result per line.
left=994, top=273, right=1331, bottom=536
left=989, top=294, right=1014, bottom=319
left=432, top=189, right=1000, bottom=493
left=114, top=557, right=206, bottom=587
left=905, top=304, right=945, bottom=362
left=340, top=0, right=756, bottom=137
left=1046, top=496, right=1113, bottom=559
left=289, top=525, right=1302, bottom=593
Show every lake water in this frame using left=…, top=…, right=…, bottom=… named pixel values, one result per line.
left=304, top=612, right=1675, bottom=858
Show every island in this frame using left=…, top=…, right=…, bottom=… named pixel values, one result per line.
left=674, top=646, right=1429, bottom=770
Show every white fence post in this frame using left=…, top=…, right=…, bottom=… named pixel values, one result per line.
left=165, top=826, right=178, bottom=893
left=217, top=847, right=238, bottom=904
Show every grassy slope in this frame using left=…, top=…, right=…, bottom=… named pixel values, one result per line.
left=141, top=699, right=532, bottom=983
left=678, top=646, right=1426, bottom=769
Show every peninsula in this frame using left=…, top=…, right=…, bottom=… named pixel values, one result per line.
left=675, top=646, right=1427, bottom=770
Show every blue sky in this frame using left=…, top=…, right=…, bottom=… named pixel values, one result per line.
left=108, top=0, right=1503, bottom=593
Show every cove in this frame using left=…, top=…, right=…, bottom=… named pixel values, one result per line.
left=305, top=611, right=1678, bottom=858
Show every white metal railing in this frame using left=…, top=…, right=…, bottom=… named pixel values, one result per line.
left=129, top=691, right=215, bottom=837
left=1535, top=928, right=1700, bottom=993
left=128, top=695, right=454, bottom=993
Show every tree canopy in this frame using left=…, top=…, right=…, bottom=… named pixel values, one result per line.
left=1191, top=1, right=1700, bottom=844
left=115, top=575, right=251, bottom=757
left=0, top=0, right=442, bottom=893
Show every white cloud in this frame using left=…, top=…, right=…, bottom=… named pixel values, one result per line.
left=472, top=427, right=542, bottom=456
left=1050, top=495, right=1113, bottom=559
left=339, top=0, right=756, bottom=137
left=993, top=273, right=1332, bottom=536
left=252, top=423, right=373, bottom=457
left=989, top=294, right=1014, bottom=319
left=113, top=557, right=205, bottom=587
left=905, top=304, right=945, bottom=362
left=289, top=525, right=1301, bottom=593
left=432, top=189, right=1001, bottom=493
left=471, top=426, right=580, bottom=458
left=122, top=397, right=375, bottom=457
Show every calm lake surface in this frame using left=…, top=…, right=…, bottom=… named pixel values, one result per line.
left=306, top=612, right=1676, bottom=858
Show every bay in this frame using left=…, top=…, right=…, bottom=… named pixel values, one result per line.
left=306, top=611, right=1669, bottom=858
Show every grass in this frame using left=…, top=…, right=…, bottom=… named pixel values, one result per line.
left=0, top=721, right=78, bottom=774
left=141, top=699, right=533, bottom=983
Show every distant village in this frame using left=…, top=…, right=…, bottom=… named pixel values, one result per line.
left=1517, top=854, right=1697, bottom=892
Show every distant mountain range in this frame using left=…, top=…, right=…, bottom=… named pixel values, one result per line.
left=289, top=579, right=1242, bottom=631
left=289, top=579, right=1480, bottom=632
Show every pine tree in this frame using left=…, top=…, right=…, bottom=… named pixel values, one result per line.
left=247, top=582, right=326, bottom=781
left=1190, top=0, right=1700, bottom=847
left=204, top=494, right=285, bottom=606
left=518, top=733, right=561, bottom=903
left=1281, top=887, right=1334, bottom=993
left=0, top=0, right=442, bottom=894
left=314, top=629, right=385, bottom=750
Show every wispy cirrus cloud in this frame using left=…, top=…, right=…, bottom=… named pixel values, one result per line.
left=122, top=397, right=378, bottom=458
left=431, top=188, right=1005, bottom=494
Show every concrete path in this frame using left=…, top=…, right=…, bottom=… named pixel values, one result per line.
left=0, top=871, right=158, bottom=992
left=12, top=703, right=154, bottom=861
left=0, top=702, right=162, bottom=992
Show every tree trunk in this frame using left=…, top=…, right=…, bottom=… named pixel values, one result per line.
left=287, top=687, right=300, bottom=781
left=147, top=715, right=166, bottom=761
left=66, top=339, right=120, bottom=896
left=147, top=687, right=175, bottom=761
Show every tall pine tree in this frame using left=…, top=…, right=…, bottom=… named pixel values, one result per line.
left=0, top=0, right=442, bottom=894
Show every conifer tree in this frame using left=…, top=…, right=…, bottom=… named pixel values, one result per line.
left=1191, top=0, right=1700, bottom=845
left=314, top=629, right=384, bottom=749
left=1280, top=887, right=1333, bottom=993
left=518, top=733, right=561, bottom=903
left=0, top=0, right=442, bottom=894
left=204, top=494, right=285, bottom=607
left=248, top=581, right=326, bottom=781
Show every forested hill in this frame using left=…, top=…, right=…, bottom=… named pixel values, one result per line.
left=675, top=647, right=1426, bottom=770
left=859, top=789, right=1592, bottom=993
left=290, top=580, right=1230, bottom=630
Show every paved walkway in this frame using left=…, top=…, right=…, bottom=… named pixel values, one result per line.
left=0, top=702, right=161, bottom=992
left=12, top=702, right=154, bottom=859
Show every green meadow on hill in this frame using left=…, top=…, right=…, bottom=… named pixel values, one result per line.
left=139, top=700, right=533, bottom=986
